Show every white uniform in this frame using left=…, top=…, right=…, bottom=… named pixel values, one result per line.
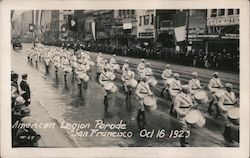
left=208, top=77, right=223, bottom=93
left=174, top=92, right=194, bottom=129
left=122, top=63, right=129, bottom=72
left=188, top=78, right=202, bottom=94
left=76, top=63, right=87, bottom=83
left=121, top=70, right=135, bottom=86
left=144, top=67, right=153, bottom=81
left=99, top=71, right=115, bottom=86
left=217, top=91, right=237, bottom=112
left=61, top=57, right=71, bottom=72
left=52, top=55, right=61, bottom=68
left=169, top=79, right=182, bottom=99
left=137, top=62, right=145, bottom=78
left=162, top=68, right=172, bottom=87
left=135, top=81, right=153, bottom=111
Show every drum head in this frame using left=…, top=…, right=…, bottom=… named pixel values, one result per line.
left=104, top=82, right=114, bottom=90
left=143, top=96, right=157, bottom=107
left=228, top=107, right=239, bottom=119
left=185, top=110, right=201, bottom=124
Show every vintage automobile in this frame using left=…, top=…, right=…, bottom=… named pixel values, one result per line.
left=12, top=38, right=22, bottom=50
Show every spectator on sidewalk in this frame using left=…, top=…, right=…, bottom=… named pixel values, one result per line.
left=20, top=74, right=31, bottom=106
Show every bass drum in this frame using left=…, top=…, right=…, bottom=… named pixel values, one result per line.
left=148, top=77, right=158, bottom=87
left=104, top=82, right=118, bottom=93
left=194, top=90, right=209, bottom=104
left=185, top=109, right=206, bottom=128
left=143, top=96, right=157, bottom=112
left=127, top=79, right=138, bottom=88
left=227, top=107, right=239, bottom=125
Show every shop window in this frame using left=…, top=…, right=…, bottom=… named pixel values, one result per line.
left=211, top=9, right=217, bottom=17
left=218, top=9, right=225, bottom=16
left=228, top=9, right=234, bottom=15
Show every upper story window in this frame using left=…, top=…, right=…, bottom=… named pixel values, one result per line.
left=211, top=9, right=217, bottom=17
left=218, top=9, right=225, bottom=16
left=227, top=9, right=234, bottom=15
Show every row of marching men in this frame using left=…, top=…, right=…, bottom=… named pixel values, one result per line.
left=27, top=46, right=95, bottom=93
left=96, top=54, right=239, bottom=147
left=27, top=46, right=239, bottom=147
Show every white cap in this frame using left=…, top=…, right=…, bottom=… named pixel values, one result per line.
left=15, top=96, right=25, bottom=104
left=166, top=64, right=170, bottom=68
left=182, top=85, right=189, bottom=90
left=173, top=73, right=179, bottom=78
left=213, top=72, right=219, bottom=76
left=192, top=72, right=198, bottom=76
left=225, top=83, right=233, bottom=89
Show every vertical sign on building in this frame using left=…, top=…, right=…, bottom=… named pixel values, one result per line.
left=173, top=11, right=187, bottom=42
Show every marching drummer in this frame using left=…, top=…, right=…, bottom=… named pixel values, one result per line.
left=99, top=67, right=116, bottom=113
left=135, top=76, right=153, bottom=128
left=137, top=58, right=146, bottom=79
left=44, top=51, right=51, bottom=75
left=169, top=73, right=182, bottom=116
left=174, top=85, right=196, bottom=147
left=121, top=66, right=135, bottom=104
left=96, top=52, right=105, bottom=80
left=61, top=56, right=71, bottom=81
left=75, top=60, right=88, bottom=93
left=161, top=64, right=173, bottom=97
left=110, top=54, right=117, bottom=65
left=122, top=60, right=129, bottom=72
left=207, top=72, right=224, bottom=114
left=144, top=63, right=153, bottom=81
left=217, top=83, right=239, bottom=144
left=52, top=53, right=61, bottom=77
left=188, top=72, right=203, bottom=95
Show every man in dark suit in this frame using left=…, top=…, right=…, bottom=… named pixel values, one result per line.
left=20, top=74, right=31, bottom=106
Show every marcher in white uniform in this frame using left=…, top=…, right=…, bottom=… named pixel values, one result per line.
left=75, top=60, right=88, bottom=93
left=52, top=53, right=61, bottom=76
left=135, top=77, right=153, bottom=128
left=122, top=60, right=129, bottom=72
left=207, top=72, right=224, bottom=114
left=188, top=72, right=203, bottom=95
left=217, top=83, right=239, bottom=144
left=137, top=59, right=146, bottom=79
left=99, top=67, right=116, bottom=113
left=144, top=63, right=153, bottom=81
left=174, top=85, right=196, bottom=147
left=169, top=73, right=182, bottom=116
left=161, top=64, right=173, bottom=97
left=61, top=56, right=71, bottom=81
left=121, top=66, right=135, bottom=105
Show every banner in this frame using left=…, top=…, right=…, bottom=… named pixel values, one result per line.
left=91, top=22, right=96, bottom=41
left=173, top=12, right=186, bottom=42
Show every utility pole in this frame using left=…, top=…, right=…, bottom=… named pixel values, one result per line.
left=186, top=9, right=190, bottom=52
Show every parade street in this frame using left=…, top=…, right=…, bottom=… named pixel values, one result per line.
left=12, top=44, right=239, bottom=147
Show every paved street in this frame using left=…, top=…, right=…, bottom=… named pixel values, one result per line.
left=12, top=44, right=239, bottom=147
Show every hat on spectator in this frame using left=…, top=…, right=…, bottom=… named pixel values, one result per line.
left=15, top=96, right=25, bottom=104
left=22, top=73, right=27, bottom=78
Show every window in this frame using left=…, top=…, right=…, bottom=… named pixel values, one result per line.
left=132, top=10, right=135, bottom=15
left=151, top=14, right=154, bottom=25
left=227, top=9, right=234, bottom=15
left=236, top=9, right=239, bottom=14
left=144, top=15, right=149, bottom=25
left=211, top=9, right=217, bottom=17
left=218, top=9, right=225, bottom=16
left=122, top=10, right=126, bottom=16
left=63, top=15, right=67, bottom=20
left=119, top=10, right=122, bottom=16
left=139, top=16, right=142, bottom=26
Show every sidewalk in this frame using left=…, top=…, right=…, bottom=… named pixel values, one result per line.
left=12, top=50, right=77, bottom=147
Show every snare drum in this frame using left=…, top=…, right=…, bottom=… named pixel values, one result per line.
left=194, top=90, right=209, bottom=104
left=143, top=96, right=157, bottom=112
left=113, top=64, right=120, bottom=70
left=78, top=73, right=87, bottom=79
left=227, top=107, right=239, bottom=125
left=104, top=82, right=117, bottom=93
left=148, top=77, right=158, bottom=87
left=185, top=109, right=206, bottom=128
left=83, top=75, right=90, bottom=82
left=127, top=79, right=138, bottom=88
left=215, top=89, right=226, bottom=98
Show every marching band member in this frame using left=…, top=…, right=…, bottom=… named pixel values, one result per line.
left=44, top=51, right=51, bottom=75
left=217, top=83, right=239, bottom=144
left=99, top=67, right=116, bottom=113
left=52, top=53, right=61, bottom=76
left=207, top=72, right=224, bottom=114
left=121, top=66, right=135, bottom=98
left=135, top=76, right=153, bottom=128
left=174, top=85, right=196, bottom=147
left=122, top=60, right=129, bottom=72
left=137, top=58, right=146, bottom=79
left=161, top=64, right=173, bottom=97
left=61, top=56, right=71, bottom=81
left=70, top=53, right=78, bottom=75
left=96, top=52, right=105, bottom=80
left=75, top=60, right=88, bottom=93
left=110, top=54, right=120, bottom=71
left=188, top=72, right=203, bottom=95
left=169, top=73, right=182, bottom=116
left=144, top=63, right=153, bottom=81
